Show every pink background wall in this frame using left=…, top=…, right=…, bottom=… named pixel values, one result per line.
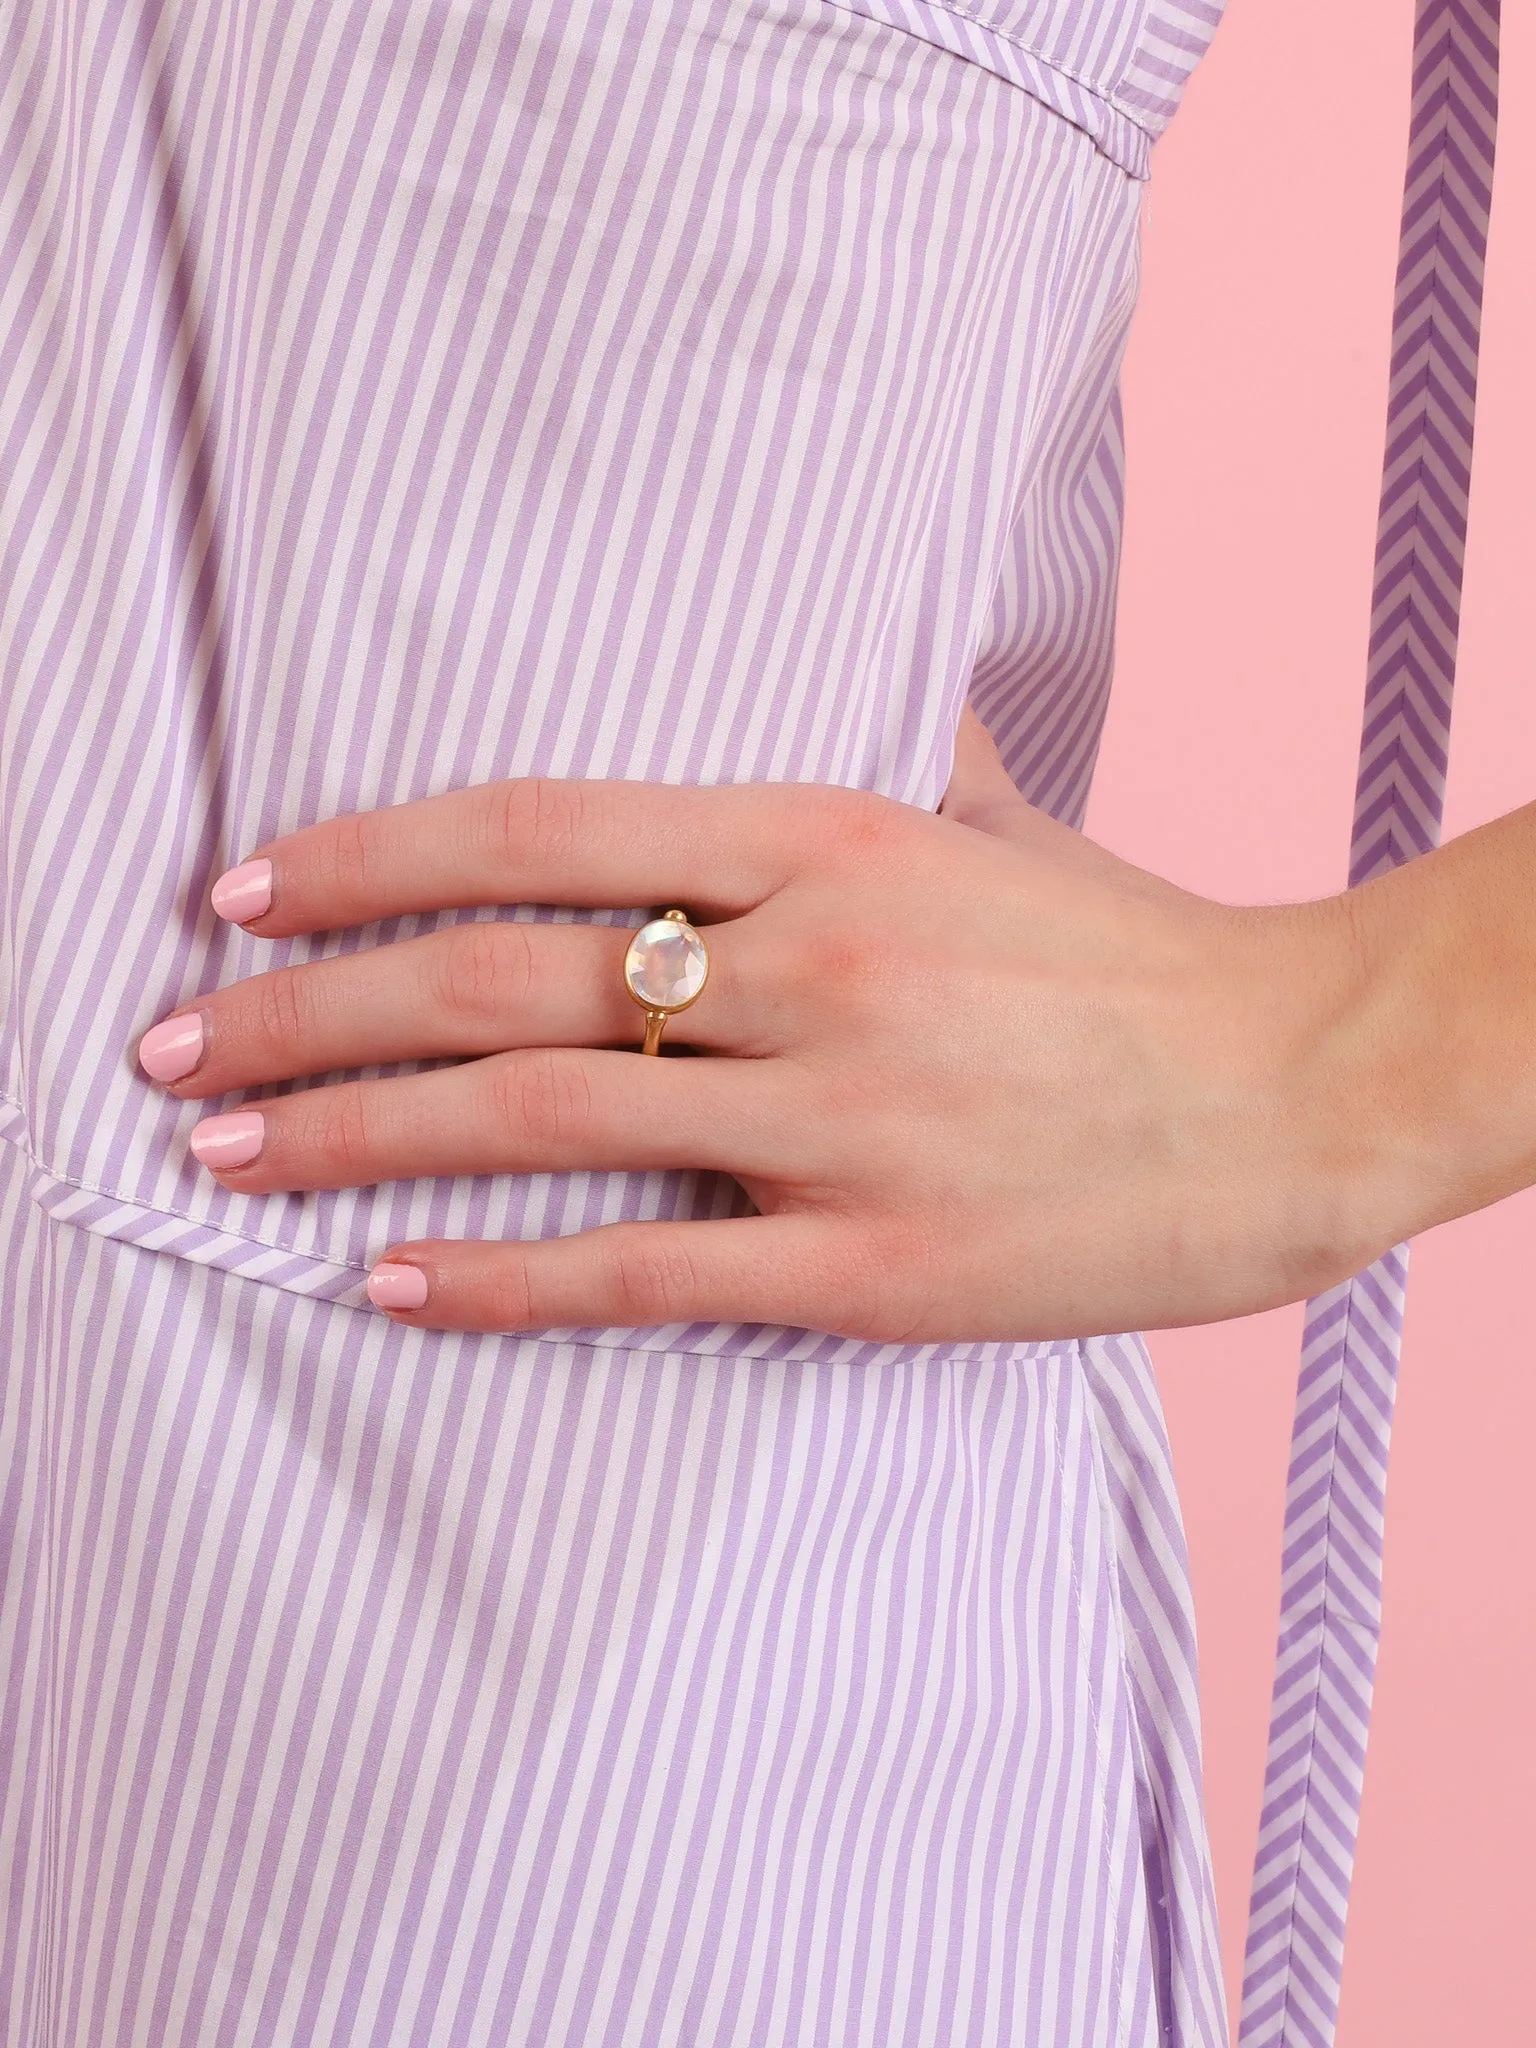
left=1087, top=0, right=1536, bottom=2037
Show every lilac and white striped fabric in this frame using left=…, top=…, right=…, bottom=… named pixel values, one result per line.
left=1240, top=5, right=1501, bottom=2044
left=5, top=0, right=1494, bottom=2041
left=1, top=4, right=1235, bottom=2043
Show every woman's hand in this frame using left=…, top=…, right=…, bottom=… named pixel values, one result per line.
left=135, top=711, right=1411, bottom=1340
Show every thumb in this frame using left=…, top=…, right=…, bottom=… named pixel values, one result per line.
left=940, top=704, right=1030, bottom=825
left=941, top=706, right=1110, bottom=869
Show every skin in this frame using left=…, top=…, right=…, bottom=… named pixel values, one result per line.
left=136, top=707, right=1536, bottom=1340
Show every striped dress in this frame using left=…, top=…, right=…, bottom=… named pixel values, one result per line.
left=0, top=2, right=1230, bottom=2042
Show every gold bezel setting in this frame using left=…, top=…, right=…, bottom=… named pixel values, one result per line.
left=623, top=909, right=710, bottom=1054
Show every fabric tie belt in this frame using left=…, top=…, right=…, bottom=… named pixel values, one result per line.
left=1240, top=6, right=1502, bottom=2043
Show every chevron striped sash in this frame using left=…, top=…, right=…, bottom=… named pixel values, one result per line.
left=1239, top=4, right=1502, bottom=2042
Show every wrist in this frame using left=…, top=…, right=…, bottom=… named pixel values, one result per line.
left=1314, top=839, right=1536, bottom=1253
left=1234, top=891, right=1406, bottom=1295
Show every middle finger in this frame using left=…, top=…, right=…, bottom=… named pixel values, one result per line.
left=140, top=916, right=756, bottom=1097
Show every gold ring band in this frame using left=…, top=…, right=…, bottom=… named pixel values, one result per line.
left=623, top=909, right=710, bottom=1054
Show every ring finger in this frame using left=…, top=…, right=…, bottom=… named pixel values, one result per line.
left=183, top=1043, right=800, bottom=1193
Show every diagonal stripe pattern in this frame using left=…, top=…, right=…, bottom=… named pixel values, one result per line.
left=1240, top=5, right=1500, bottom=2043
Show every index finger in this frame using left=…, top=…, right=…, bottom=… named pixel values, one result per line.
left=214, top=778, right=831, bottom=936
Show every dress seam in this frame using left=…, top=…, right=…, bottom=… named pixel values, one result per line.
left=0, top=1096, right=1082, bottom=1371
left=817, top=0, right=1159, bottom=137
left=1046, top=1350, right=1133, bottom=2029
left=0, top=1089, right=380, bottom=1275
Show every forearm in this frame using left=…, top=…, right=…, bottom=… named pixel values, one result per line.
left=1343, top=801, right=1536, bottom=1241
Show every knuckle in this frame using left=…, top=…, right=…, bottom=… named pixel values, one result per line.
left=863, top=1222, right=941, bottom=1341
left=821, top=1229, right=885, bottom=1331
left=320, top=1085, right=374, bottom=1179
left=320, top=809, right=376, bottom=900
left=791, top=920, right=890, bottom=1012
left=490, top=1048, right=593, bottom=1150
left=604, top=1233, right=700, bottom=1324
left=810, top=1219, right=935, bottom=1343
left=755, top=901, right=882, bottom=1007
left=816, top=786, right=908, bottom=867
left=491, top=1256, right=538, bottom=1330
left=253, top=965, right=310, bottom=1049
left=436, top=921, right=535, bottom=1028
left=485, top=778, right=590, bottom=875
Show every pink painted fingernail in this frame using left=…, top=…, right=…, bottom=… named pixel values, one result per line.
left=138, top=1012, right=206, bottom=1083
left=368, top=1262, right=429, bottom=1311
left=189, top=1110, right=265, bottom=1169
left=211, top=858, right=272, bottom=923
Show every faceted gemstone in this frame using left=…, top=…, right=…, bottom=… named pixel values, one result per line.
left=625, top=917, right=708, bottom=1010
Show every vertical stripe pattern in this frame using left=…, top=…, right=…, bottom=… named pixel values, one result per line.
left=825, top=0, right=1228, bottom=180
left=4, top=0, right=1187, bottom=1357
left=1240, top=5, right=1500, bottom=2042
left=1, top=3, right=1233, bottom=2044
left=0, top=1138, right=1223, bottom=2045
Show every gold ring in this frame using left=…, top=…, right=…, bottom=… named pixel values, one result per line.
left=623, top=909, right=710, bottom=1054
